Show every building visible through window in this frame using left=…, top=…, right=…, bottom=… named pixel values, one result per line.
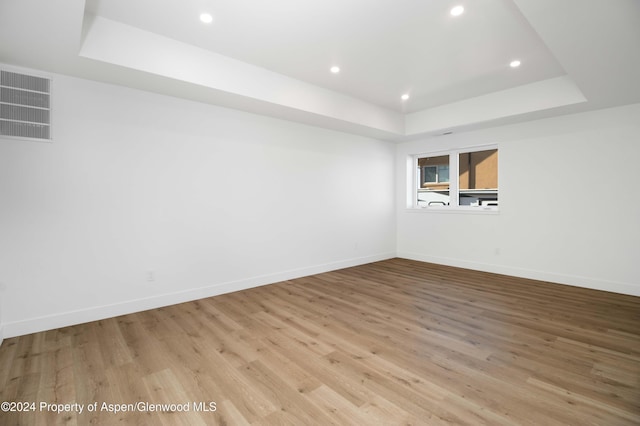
left=417, top=154, right=450, bottom=206
left=459, top=149, right=498, bottom=207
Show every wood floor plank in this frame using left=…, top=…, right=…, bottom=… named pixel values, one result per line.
left=1, top=259, right=639, bottom=425
left=306, top=385, right=367, bottom=425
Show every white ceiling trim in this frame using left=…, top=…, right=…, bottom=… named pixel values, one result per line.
left=405, top=76, right=586, bottom=136
left=78, top=12, right=590, bottom=141
left=79, top=15, right=405, bottom=136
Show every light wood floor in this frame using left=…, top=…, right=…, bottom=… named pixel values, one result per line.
left=1, top=259, right=639, bottom=425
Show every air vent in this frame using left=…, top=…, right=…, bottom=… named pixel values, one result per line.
left=0, top=70, right=51, bottom=141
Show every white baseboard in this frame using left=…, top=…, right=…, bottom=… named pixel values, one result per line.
left=397, top=252, right=640, bottom=297
left=3, top=252, right=395, bottom=339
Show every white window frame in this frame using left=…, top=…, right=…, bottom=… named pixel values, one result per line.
left=410, top=144, right=498, bottom=213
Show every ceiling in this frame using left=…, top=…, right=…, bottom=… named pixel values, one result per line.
left=1, top=0, right=639, bottom=141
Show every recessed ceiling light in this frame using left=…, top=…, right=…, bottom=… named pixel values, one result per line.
left=450, top=5, right=465, bottom=16
left=200, top=13, right=213, bottom=24
left=330, top=66, right=340, bottom=74
left=510, top=60, right=521, bottom=68
left=401, top=94, right=410, bottom=101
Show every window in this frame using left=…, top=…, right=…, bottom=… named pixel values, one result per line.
left=458, top=149, right=498, bottom=207
left=414, top=147, right=498, bottom=210
left=417, top=154, right=450, bottom=207
left=422, top=164, right=449, bottom=184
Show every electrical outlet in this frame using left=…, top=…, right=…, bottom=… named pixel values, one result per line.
left=147, top=271, right=155, bottom=282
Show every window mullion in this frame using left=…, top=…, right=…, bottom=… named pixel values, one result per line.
left=450, top=152, right=459, bottom=207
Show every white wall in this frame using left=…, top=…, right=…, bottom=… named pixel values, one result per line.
left=0, top=70, right=396, bottom=338
left=1, top=67, right=638, bottom=343
left=397, top=103, right=640, bottom=296
left=0, top=282, right=3, bottom=346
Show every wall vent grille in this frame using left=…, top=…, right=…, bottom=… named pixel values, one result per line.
left=0, top=70, right=51, bottom=141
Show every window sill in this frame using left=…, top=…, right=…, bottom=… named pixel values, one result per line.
left=404, top=207, right=500, bottom=215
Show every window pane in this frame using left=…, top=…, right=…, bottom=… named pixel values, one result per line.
left=438, top=165, right=449, bottom=183
left=417, top=155, right=450, bottom=207
left=423, top=166, right=437, bottom=183
left=458, top=149, right=498, bottom=207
